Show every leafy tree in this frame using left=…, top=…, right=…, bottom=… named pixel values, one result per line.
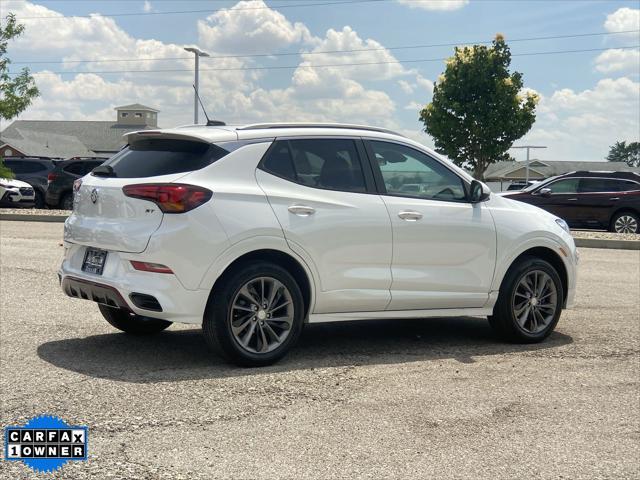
left=1, top=13, right=39, bottom=121
left=420, top=35, right=538, bottom=180
left=606, top=141, right=640, bottom=167
left=1, top=13, right=39, bottom=178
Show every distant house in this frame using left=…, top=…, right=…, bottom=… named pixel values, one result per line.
left=484, top=160, right=640, bottom=191
left=0, top=104, right=160, bottom=159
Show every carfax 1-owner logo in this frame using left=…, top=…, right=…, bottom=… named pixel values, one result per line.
left=4, top=415, right=88, bottom=474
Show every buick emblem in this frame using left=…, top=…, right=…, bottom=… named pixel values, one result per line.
left=90, top=188, right=98, bottom=204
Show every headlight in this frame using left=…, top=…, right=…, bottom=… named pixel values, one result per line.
left=555, top=218, right=570, bottom=234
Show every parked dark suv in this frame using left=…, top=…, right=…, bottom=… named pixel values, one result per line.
left=45, top=157, right=107, bottom=209
left=503, top=171, right=640, bottom=233
left=2, top=156, right=59, bottom=208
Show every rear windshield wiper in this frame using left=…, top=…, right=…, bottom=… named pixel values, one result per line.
left=92, top=165, right=117, bottom=177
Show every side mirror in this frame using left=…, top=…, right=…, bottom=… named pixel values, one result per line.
left=469, top=180, right=491, bottom=203
left=539, top=187, right=552, bottom=197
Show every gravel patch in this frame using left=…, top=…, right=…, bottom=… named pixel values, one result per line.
left=0, top=208, right=70, bottom=216
left=571, top=230, right=639, bottom=242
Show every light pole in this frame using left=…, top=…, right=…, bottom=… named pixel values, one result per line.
left=184, top=47, right=210, bottom=124
left=511, top=145, right=547, bottom=183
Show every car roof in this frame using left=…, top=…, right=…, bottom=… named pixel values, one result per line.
left=560, top=170, right=640, bottom=180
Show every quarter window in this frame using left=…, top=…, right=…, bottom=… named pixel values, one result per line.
left=369, top=141, right=466, bottom=201
left=262, top=139, right=367, bottom=193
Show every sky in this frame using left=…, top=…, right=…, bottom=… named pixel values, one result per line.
left=1, top=0, right=639, bottom=162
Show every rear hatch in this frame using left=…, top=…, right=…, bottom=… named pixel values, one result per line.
left=64, top=132, right=234, bottom=253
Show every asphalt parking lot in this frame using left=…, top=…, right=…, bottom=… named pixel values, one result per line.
left=0, top=221, right=638, bottom=479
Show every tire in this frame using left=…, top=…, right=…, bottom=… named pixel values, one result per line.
left=610, top=211, right=639, bottom=234
left=34, top=190, right=45, bottom=209
left=98, top=304, right=172, bottom=335
left=489, top=256, right=564, bottom=343
left=203, top=261, right=305, bottom=367
left=61, top=192, right=74, bottom=211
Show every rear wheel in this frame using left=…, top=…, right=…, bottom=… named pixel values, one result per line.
left=61, top=192, right=74, bottom=210
left=489, top=256, right=563, bottom=343
left=98, top=305, right=172, bottom=335
left=203, top=262, right=304, bottom=367
left=611, top=212, right=638, bottom=234
left=34, top=190, right=45, bottom=209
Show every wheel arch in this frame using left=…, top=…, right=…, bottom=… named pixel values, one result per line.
left=207, top=248, right=314, bottom=318
left=610, top=207, right=639, bottom=231
left=504, top=246, right=568, bottom=308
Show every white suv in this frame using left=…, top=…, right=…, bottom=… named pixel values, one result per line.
left=60, top=123, right=577, bottom=366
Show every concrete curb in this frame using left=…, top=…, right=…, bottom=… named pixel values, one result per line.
left=2, top=214, right=639, bottom=250
left=0, top=214, right=68, bottom=223
left=573, top=237, right=640, bottom=250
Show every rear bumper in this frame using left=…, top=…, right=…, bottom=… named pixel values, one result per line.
left=59, top=243, right=210, bottom=324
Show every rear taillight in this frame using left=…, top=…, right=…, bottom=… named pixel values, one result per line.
left=122, top=184, right=212, bottom=213
left=48, top=173, right=57, bottom=184
left=73, top=179, right=82, bottom=192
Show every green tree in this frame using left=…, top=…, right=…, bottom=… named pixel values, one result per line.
left=419, top=35, right=538, bottom=180
left=606, top=141, right=640, bottom=167
left=1, top=13, right=39, bottom=178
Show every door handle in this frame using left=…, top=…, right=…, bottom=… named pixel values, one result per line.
left=398, top=210, right=423, bottom=221
left=610, top=197, right=620, bottom=201
left=567, top=198, right=578, bottom=201
left=288, top=205, right=315, bottom=216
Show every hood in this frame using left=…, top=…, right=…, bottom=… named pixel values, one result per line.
left=489, top=192, right=557, bottom=219
left=0, top=177, right=32, bottom=188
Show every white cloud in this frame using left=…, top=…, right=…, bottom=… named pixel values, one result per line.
left=519, top=77, right=640, bottom=161
left=143, top=1, right=153, bottom=13
left=398, top=80, right=414, bottom=94
left=197, top=0, right=315, bottom=54
left=396, top=0, right=469, bottom=11
left=604, top=7, right=640, bottom=37
left=594, top=48, right=640, bottom=74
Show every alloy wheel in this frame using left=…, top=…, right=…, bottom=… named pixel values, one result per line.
left=511, top=270, right=558, bottom=334
left=614, top=215, right=638, bottom=234
left=229, top=276, right=294, bottom=354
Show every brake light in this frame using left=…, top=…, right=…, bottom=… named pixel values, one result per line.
left=48, top=173, right=57, bottom=183
left=122, top=184, right=212, bottom=213
left=130, top=261, right=174, bottom=274
left=73, top=179, right=82, bottom=192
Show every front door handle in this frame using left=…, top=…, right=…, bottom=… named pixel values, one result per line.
left=610, top=197, right=620, bottom=201
left=567, top=198, right=578, bottom=201
left=398, top=210, right=423, bottom=221
left=288, top=205, right=315, bottom=216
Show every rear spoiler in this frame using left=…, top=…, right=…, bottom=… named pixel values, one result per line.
left=124, top=129, right=237, bottom=147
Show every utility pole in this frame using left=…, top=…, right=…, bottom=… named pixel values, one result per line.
left=511, top=145, right=547, bottom=183
left=184, top=47, right=210, bottom=124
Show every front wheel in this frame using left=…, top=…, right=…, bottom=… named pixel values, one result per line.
left=611, top=212, right=639, bottom=234
left=203, top=262, right=305, bottom=367
left=489, top=256, right=563, bottom=343
left=98, top=305, right=172, bottom=335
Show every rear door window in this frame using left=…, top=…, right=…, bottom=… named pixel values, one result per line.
left=579, top=178, right=619, bottom=193
left=99, top=139, right=229, bottom=178
left=261, top=139, right=367, bottom=193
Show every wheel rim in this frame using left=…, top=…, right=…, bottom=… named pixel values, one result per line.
left=614, top=215, right=638, bottom=234
left=230, top=276, right=294, bottom=354
left=512, top=270, right=558, bottom=334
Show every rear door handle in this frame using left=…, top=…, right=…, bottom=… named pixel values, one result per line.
left=398, top=210, right=423, bottom=221
left=288, top=205, right=315, bottom=216
left=610, top=197, right=620, bottom=201
left=567, top=198, right=578, bottom=201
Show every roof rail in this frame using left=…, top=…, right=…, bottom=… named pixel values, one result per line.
left=236, top=123, right=405, bottom=137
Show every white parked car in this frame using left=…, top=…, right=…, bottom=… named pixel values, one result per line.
left=60, top=123, right=577, bottom=366
left=0, top=177, right=36, bottom=208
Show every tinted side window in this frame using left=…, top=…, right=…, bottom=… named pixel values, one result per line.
left=616, top=180, right=640, bottom=192
left=547, top=178, right=579, bottom=194
left=63, top=163, right=85, bottom=175
left=100, top=139, right=229, bottom=178
left=369, top=141, right=466, bottom=201
left=3, top=161, right=24, bottom=173
left=262, top=139, right=366, bottom=193
left=579, top=178, right=619, bottom=193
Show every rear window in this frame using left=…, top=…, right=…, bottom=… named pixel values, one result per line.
left=98, top=139, right=229, bottom=178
